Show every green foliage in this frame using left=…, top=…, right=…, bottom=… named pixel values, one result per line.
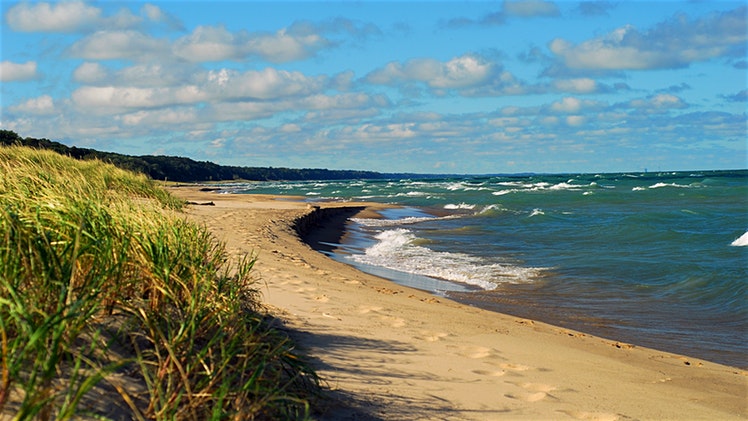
left=0, top=130, right=389, bottom=183
left=0, top=146, right=318, bottom=420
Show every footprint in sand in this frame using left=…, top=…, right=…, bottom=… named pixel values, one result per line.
left=512, top=382, right=557, bottom=393
left=504, top=391, right=549, bottom=402
left=415, top=330, right=450, bottom=342
left=650, top=355, right=703, bottom=367
left=456, top=345, right=497, bottom=359
left=558, top=410, right=622, bottom=421
left=499, top=362, right=532, bottom=372
left=358, top=305, right=383, bottom=314
left=471, top=369, right=507, bottom=377
left=504, top=379, right=559, bottom=402
left=378, top=315, right=406, bottom=328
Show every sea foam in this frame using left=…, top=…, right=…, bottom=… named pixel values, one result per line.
left=730, top=231, right=748, bottom=247
left=348, top=228, right=542, bottom=290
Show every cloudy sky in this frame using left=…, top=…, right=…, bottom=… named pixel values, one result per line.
left=1, top=1, right=746, bottom=174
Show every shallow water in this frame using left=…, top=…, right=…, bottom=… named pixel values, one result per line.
left=235, top=170, right=748, bottom=368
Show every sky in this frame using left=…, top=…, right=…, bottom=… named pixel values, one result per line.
left=1, top=1, right=746, bottom=174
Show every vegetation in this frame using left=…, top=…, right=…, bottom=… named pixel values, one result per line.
left=0, top=146, right=319, bottom=420
left=0, top=130, right=389, bottom=183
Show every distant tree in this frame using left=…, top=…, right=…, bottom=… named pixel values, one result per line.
left=0, top=130, right=397, bottom=182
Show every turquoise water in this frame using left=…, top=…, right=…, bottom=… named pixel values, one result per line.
left=233, top=170, right=747, bottom=368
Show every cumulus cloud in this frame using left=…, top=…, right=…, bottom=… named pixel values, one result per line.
left=10, top=95, right=56, bottom=115
left=548, top=6, right=747, bottom=73
left=549, top=97, right=605, bottom=113
left=552, top=78, right=598, bottom=93
left=141, top=4, right=184, bottom=31
left=70, top=66, right=332, bottom=114
left=0, top=60, right=39, bottom=82
left=69, top=30, right=169, bottom=60
left=5, top=1, right=101, bottom=32
left=172, top=24, right=329, bottom=63
left=624, top=94, right=688, bottom=112
left=73, top=62, right=108, bottom=84
left=366, top=54, right=532, bottom=96
left=5, top=1, right=182, bottom=33
left=243, top=29, right=329, bottom=63
left=120, top=107, right=200, bottom=127
left=172, top=19, right=376, bottom=63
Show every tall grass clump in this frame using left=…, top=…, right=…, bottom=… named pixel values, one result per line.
left=0, top=146, right=318, bottom=420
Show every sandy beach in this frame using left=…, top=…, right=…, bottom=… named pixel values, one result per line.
left=171, top=187, right=747, bottom=420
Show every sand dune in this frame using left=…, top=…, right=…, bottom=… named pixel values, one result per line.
left=171, top=187, right=747, bottom=420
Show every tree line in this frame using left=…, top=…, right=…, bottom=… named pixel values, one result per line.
left=0, top=130, right=395, bottom=182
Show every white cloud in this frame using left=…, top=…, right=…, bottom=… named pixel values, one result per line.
left=5, top=1, right=101, bottom=32
left=10, top=95, right=56, bottom=115
left=141, top=4, right=164, bottom=21
left=141, top=4, right=183, bottom=30
left=552, top=78, right=598, bottom=93
left=72, top=86, right=175, bottom=111
left=73, top=62, right=108, bottom=84
left=245, top=29, right=328, bottom=63
left=69, top=30, right=169, bottom=60
left=173, top=24, right=330, bottom=63
left=549, top=6, right=747, bottom=72
left=120, top=108, right=200, bottom=127
left=279, top=124, right=302, bottom=133
left=549, top=97, right=604, bottom=113
left=172, top=25, right=239, bottom=62
left=69, top=66, right=331, bottom=115
left=366, top=53, right=511, bottom=95
left=0, top=61, right=38, bottom=82
left=367, top=55, right=495, bottom=89
left=203, top=68, right=327, bottom=100
left=566, top=115, right=586, bottom=126
left=626, top=94, right=688, bottom=111
left=4, top=1, right=179, bottom=33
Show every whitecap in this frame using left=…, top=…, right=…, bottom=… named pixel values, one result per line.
left=730, top=231, right=748, bottom=247
left=649, top=182, right=690, bottom=189
left=351, top=214, right=460, bottom=227
left=549, top=182, right=579, bottom=190
left=348, top=228, right=542, bottom=289
left=444, top=203, right=475, bottom=210
left=478, top=204, right=504, bottom=214
left=529, top=208, right=545, bottom=217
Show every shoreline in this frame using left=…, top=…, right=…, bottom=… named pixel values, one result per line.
left=169, top=187, right=747, bottom=420
left=307, top=203, right=747, bottom=369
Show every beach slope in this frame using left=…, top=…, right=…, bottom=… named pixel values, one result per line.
left=171, top=188, right=746, bottom=420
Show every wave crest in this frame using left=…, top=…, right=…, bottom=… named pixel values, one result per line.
left=730, top=231, right=748, bottom=247
left=348, top=228, right=543, bottom=290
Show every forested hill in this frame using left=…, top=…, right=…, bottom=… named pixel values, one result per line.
left=0, top=130, right=396, bottom=182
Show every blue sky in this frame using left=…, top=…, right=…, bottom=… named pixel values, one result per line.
left=1, top=1, right=746, bottom=174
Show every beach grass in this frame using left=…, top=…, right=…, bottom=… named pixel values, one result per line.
left=0, top=146, right=319, bottom=420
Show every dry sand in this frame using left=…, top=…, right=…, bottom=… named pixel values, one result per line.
left=171, top=187, right=747, bottom=420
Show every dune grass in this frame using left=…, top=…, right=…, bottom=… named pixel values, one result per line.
left=0, top=146, right=319, bottom=420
